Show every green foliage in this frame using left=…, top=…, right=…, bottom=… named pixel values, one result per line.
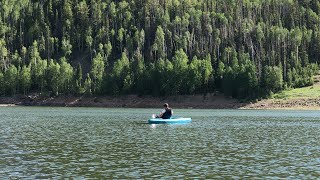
left=83, top=73, right=92, bottom=95
left=154, top=58, right=174, bottom=96
left=152, top=26, right=165, bottom=60
left=30, top=41, right=47, bottom=92
left=262, top=66, right=283, bottom=94
left=237, top=60, right=258, bottom=99
left=5, top=65, right=18, bottom=95
left=47, top=60, right=60, bottom=95
left=0, top=71, right=4, bottom=94
left=0, top=38, right=8, bottom=70
left=171, top=49, right=189, bottom=95
left=0, top=0, right=319, bottom=99
left=73, top=63, right=83, bottom=95
left=222, top=53, right=259, bottom=99
left=90, top=53, right=105, bottom=94
left=59, top=58, right=74, bottom=94
left=20, top=65, right=31, bottom=95
left=61, top=38, right=73, bottom=57
left=188, top=57, right=202, bottom=94
left=202, top=55, right=213, bottom=88
left=131, top=49, right=145, bottom=94
left=107, top=52, right=132, bottom=94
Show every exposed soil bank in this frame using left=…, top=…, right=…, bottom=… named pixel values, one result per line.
left=0, top=94, right=245, bottom=109
left=1, top=94, right=319, bottom=110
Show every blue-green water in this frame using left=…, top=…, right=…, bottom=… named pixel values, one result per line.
left=1, top=107, right=320, bottom=179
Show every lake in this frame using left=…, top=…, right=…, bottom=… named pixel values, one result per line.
left=0, top=107, right=320, bottom=179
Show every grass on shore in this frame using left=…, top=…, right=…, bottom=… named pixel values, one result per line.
left=272, top=84, right=320, bottom=100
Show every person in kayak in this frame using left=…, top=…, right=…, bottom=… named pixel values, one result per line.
left=156, top=103, right=173, bottom=119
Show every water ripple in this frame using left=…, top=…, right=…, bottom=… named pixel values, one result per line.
left=0, top=107, right=320, bottom=178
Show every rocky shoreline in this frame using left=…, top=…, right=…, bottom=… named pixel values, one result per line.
left=0, top=94, right=244, bottom=109
left=0, top=94, right=319, bottom=110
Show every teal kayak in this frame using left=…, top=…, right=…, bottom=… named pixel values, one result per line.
left=148, top=117, right=192, bottom=124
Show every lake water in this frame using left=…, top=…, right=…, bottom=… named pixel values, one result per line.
left=0, top=107, right=320, bottom=179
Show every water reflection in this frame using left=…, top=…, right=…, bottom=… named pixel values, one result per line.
left=0, top=107, right=320, bottom=178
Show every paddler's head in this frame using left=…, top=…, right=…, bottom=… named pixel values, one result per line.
left=163, top=103, right=169, bottom=108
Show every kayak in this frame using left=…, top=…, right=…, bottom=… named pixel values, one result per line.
left=148, top=117, right=192, bottom=124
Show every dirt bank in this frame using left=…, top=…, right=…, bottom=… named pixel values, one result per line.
left=1, top=94, right=319, bottom=109
left=0, top=94, right=245, bottom=109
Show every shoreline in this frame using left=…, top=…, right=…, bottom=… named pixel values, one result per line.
left=0, top=104, right=16, bottom=107
left=0, top=94, right=320, bottom=110
left=0, top=94, right=245, bottom=109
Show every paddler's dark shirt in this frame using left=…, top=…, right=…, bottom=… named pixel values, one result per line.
left=162, top=108, right=172, bottom=119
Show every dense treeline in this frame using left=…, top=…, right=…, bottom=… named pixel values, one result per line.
left=0, top=0, right=319, bottom=99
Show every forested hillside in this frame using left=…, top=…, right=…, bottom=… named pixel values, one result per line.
left=0, top=0, right=319, bottom=98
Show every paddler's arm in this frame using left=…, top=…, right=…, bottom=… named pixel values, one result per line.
left=158, top=109, right=165, bottom=118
